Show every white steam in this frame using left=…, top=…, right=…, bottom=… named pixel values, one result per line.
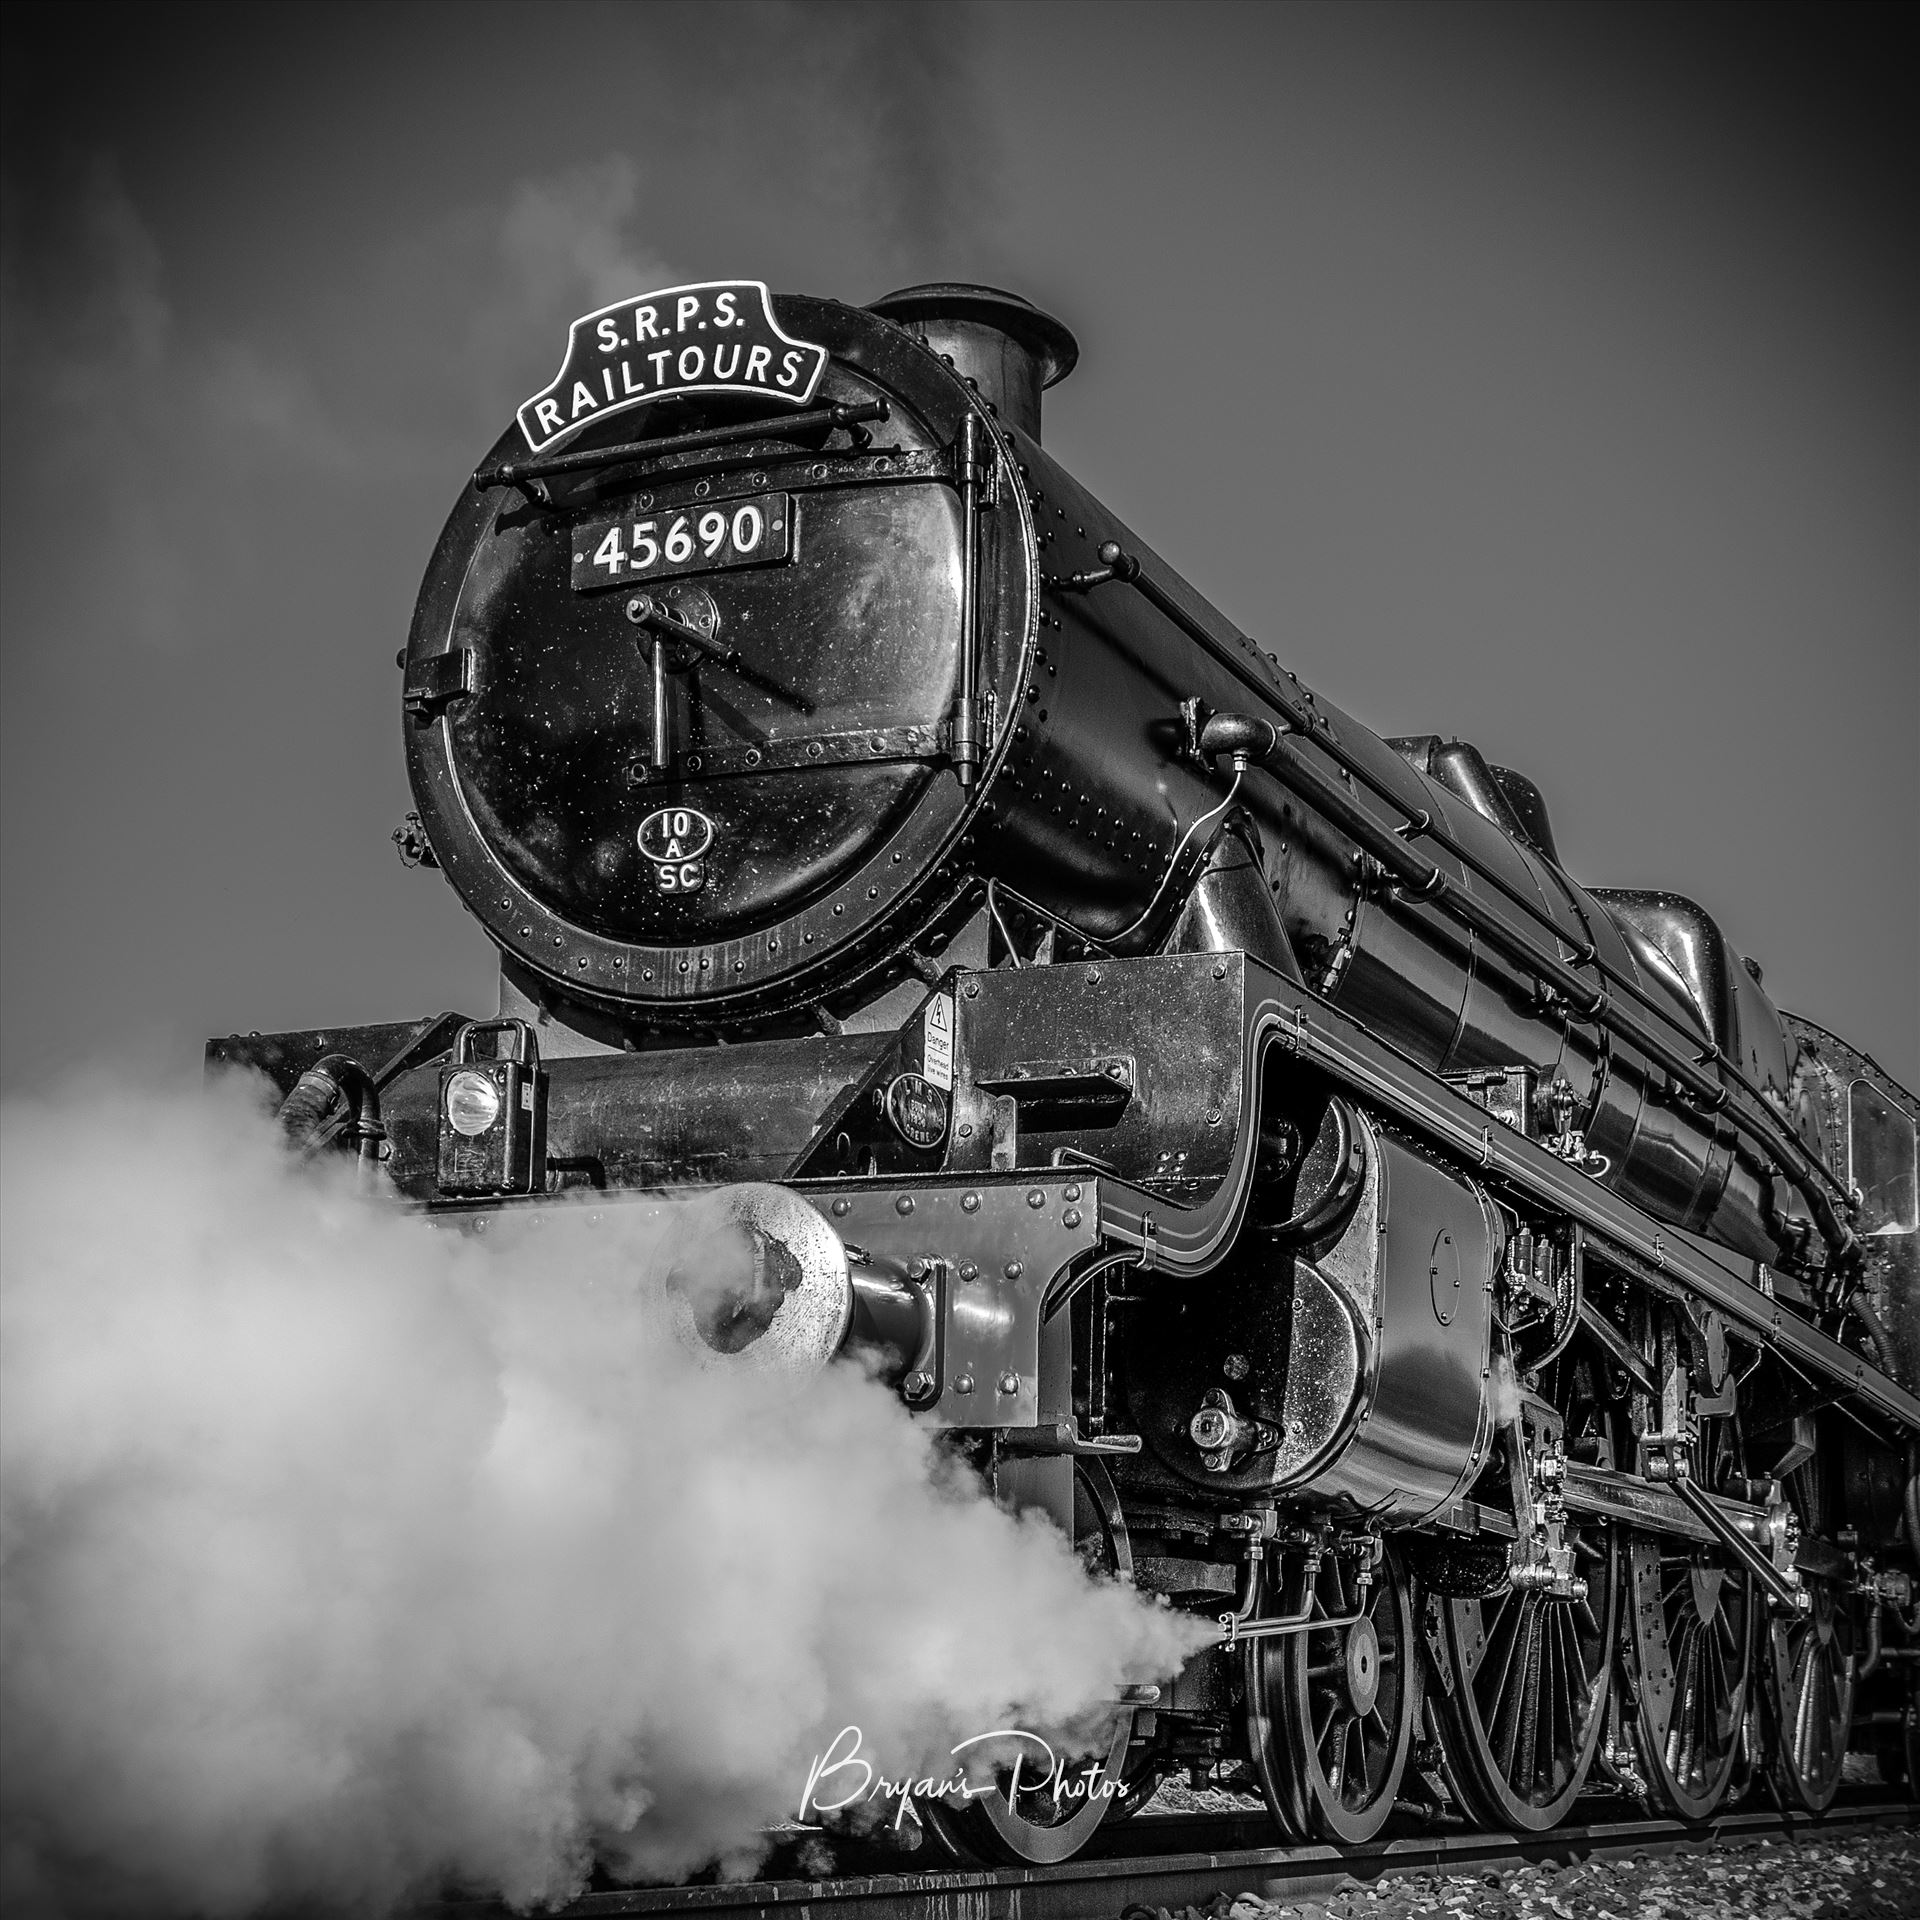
left=0, top=1076, right=1198, bottom=1918
left=1487, top=1348, right=1524, bottom=1428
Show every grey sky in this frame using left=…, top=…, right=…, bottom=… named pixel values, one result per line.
left=2, top=1, right=1913, bottom=1089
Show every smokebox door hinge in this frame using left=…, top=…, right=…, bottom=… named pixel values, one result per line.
left=404, top=649, right=474, bottom=723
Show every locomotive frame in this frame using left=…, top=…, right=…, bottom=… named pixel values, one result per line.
left=213, top=279, right=1920, bottom=1867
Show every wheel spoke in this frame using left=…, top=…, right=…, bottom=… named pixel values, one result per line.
left=1327, top=1556, right=1351, bottom=1618
left=1476, top=1598, right=1525, bottom=1726
left=1495, top=1602, right=1540, bottom=1787
left=1320, top=1709, right=1352, bottom=1787
left=1550, top=1602, right=1579, bottom=1766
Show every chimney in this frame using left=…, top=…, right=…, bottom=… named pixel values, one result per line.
left=867, top=283, right=1078, bottom=442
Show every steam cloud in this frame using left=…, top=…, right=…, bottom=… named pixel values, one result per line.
left=0, top=1076, right=1199, bottom=1917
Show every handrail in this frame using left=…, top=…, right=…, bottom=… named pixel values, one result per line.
left=1059, top=542, right=1854, bottom=1255
left=472, top=400, right=890, bottom=492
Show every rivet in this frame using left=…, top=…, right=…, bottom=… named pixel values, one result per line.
left=1063, top=1208, right=1082, bottom=1228
left=896, top=1195, right=915, bottom=1216
left=1004, top=1261, right=1023, bottom=1280
left=1027, top=1188, right=1045, bottom=1208
left=954, top=1373, right=975, bottom=1394
left=962, top=1192, right=981, bottom=1213
left=1064, top=1183, right=1082, bottom=1202
left=959, top=1262, right=979, bottom=1281
left=997, top=1372, right=1020, bottom=1395
left=831, top=1198, right=851, bottom=1217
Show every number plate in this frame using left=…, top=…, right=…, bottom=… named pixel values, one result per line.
left=571, top=491, right=792, bottom=592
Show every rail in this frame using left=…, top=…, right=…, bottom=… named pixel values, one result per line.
left=425, top=1797, right=1915, bottom=1920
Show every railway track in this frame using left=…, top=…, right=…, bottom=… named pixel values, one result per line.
left=433, top=1796, right=1916, bottom=1920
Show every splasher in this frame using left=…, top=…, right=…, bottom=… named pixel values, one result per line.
left=0, top=1075, right=1199, bottom=1917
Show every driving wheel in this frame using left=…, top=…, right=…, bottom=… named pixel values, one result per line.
left=1244, top=1535, right=1416, bottom=1843
left=1430, top=1346, right=1619, bottom=1832
left=1763, top=1445, right=1855, bottom=1813
left=1624, top=1314, right=1755, bottom=1819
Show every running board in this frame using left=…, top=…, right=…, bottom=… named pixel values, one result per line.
left=1091, top=961, right=1920, bottom=1435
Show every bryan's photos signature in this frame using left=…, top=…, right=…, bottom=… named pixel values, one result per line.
left=799, top=1724, right=1126, bottom=1828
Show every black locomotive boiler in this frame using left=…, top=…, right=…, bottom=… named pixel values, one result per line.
left=215, top=280, right=1920, bottom=1865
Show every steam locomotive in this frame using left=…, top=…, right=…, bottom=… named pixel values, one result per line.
left=214, top=280, right=1920, bottom=1865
